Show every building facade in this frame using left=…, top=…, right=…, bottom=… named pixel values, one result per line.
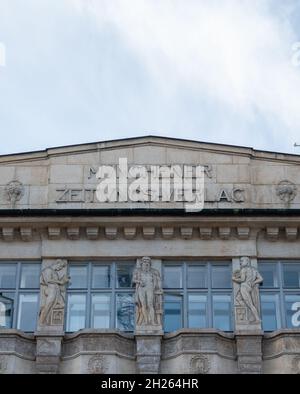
left=0, top=136, right=300, bottom=374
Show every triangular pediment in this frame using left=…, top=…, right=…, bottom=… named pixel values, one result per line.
left=0, top=136, right=299, bottom=210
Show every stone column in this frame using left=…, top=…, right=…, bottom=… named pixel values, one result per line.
left=232, top=257, right=264, bottom=374
left=133, top=257, right=164, bottom=374
left=35, top=259, right=70, bottom=374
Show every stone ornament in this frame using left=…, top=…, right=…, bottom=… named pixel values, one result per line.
left=37, top=338, right=60, bottom=355
left=5, top=180, right=24, bottom=207
left=88, top=355, right=107, bottom=374
left=132, top=257, right=163, bottom=330
left=190, top=355, right=210, bottom=374
left=232, top=257, right=263, bottom=324
left=39, top=259, right=70, bottom=327
left=276, top=180, right=297, bottom=203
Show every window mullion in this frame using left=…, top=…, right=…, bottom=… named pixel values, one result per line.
left=13, top=262, right=22, bottom=329
left=111, top=262, right=116, bottom=329
left=86, top=262, right=92, bottom=329
left=183, top=263, right=188, bottom=328
left=278, top=261, right=285, bottom=329
left=207, top=263, right=212, bottom=328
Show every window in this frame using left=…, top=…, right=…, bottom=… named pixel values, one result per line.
left=260, top=261, right=300, bottom=331
left=163, top=262, right=232, bottom=332
left=0, top=262, right=40, bottom=331
left=66, top=261, right=135, bottom=332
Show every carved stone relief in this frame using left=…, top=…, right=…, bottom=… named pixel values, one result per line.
left=5, top=180, right=24, bottom=207
left=88, top=355, right=108, bottom=374
left=37, top=339, right=61, bottom=356
left=39, top=259, right=70, bottom=328
left=276, top=180, right=297, bottom=203
left=232, top=257, right=263, bottom=325
left=190, top=355, right=210, bottom=374
left=132, top=257, right=163, bottom=331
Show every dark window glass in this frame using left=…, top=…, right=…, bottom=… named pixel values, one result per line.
left=187, top=266, right=207, bottom=288
left=116, top=264, right=134, bottom=288
left=66, top=294, right=86, bottom=332
left=17, top=294, right=38, bottom=332
left=259, top=264, right=278, bottom=288
left=283, top=264, right=300, bottom=288
left=69, top=266, right=88, bottom=289
left=92, top=266, right=110, bottom=288
left=20, top=264, right=40, bottom=289
left=116, top=293, right=134, bottom=331
left=91, top=294, right=110, bottom=328
left=212, top=294, right=232, bottom=331
left=0, top=264, right=17, bottom=289
left=285, top=294, right=300, bottom=329
left=164, top=294, right=182, bottom=332
left=163, top=266, right=182, bottom=288
left=212, top=266, right=231, bottom=289
left=188, top=294, right=207, bottom=328
left=261, top=294, right=279, bottom=331
left=0, top=294, right=13, bottom=328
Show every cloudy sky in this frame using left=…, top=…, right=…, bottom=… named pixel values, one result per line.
left=0, top=0, right=300, bottom=155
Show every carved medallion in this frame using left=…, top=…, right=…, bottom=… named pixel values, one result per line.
left=190, top=355, right=210, bottom=374
left=276, top=180, right=297, bottom=203
left=88, top=355, right=107, bottom=374
left=5, top=180, right=24, bottom=207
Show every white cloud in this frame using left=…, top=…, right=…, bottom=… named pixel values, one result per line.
left=69, top=0, right=300, bottom=147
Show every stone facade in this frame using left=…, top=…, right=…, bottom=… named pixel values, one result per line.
left=0, top=136, right=300, bottom=373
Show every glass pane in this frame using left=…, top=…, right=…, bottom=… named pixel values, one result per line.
left=0, top=293, right=14, bottom=328
left=164, top=294, right=182, bottom=332
left=188, top=294, right=207, bottom=328
left=212, top=266, right=231, bottom=288
left=0, top=264, right=17, bottom=289
left=91, top=294, right=110, bottom=328
left=261, top=294, right=279, bottom=331
left=285, top=294, right=300, bottom=329
left=213, top=294, right=231, bottom=331
left=116, top=263, right=135, bottom=288
left=69, top=266, right=88, bottom=289
left=66, top=294, right=86, bottom=331
left=163, top=266, right=182, bottom=288
left=259, top=264, right=278, bottom=288
left=283, top=264, right=300, bottom=288
left=116, top=293, right=134, bottom=331
left=187, top=266, right=207, bottom=288
left=17, top=294, right=38, bottom=331
left=92, top=266, right=110, bottom=288
left=20, top=264, right=40, bottom=289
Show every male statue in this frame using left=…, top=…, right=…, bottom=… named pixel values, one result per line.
left=132, top=257, right=163, bottom=327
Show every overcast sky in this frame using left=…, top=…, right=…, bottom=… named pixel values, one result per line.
left=0, top=0, right=300, bottom=155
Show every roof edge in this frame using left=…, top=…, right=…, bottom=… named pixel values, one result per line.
left=0, top=135, right=299, bottom=163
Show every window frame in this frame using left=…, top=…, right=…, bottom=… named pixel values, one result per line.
left=0, top=261, right=41, bottom=331
left=163, top=261, right=233, bottom=332
left=66, top=260, right=135, bottom=332
left=260, top=260, right=300, bottom=331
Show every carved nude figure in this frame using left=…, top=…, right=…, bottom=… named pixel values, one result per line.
left=232, top=257, right=263, bottom=323
left=39, top=259, right=70, bottom=326
left=132, top=257, right=163, bottom=327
